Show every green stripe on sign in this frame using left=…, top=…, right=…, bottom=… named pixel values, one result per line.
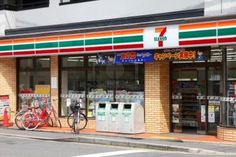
left=36, top=42, right=58, bottom=49
left=14, top=44, right=34, bottom=50
left=179, top=30, right=216, bottom=39
left=85, top=38, right=112, bottom=46
left=0, top=45, right=12, bottom=51
left=218, top=27, right=236, bottom=36
left=113, top=36, right=143, bottom=44
left=60, top=40, right=84, bottom=47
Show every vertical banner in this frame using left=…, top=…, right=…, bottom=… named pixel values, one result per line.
left=0, top=95, right=9, bottom=120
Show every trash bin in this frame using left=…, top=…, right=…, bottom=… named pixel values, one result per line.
left=108, top=103, right=121, bottom=132
left=120, top=103, right=144, bottom=134
left=96, top=102, right=110, bottom=132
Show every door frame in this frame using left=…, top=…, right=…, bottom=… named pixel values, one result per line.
left=170, top=61, right=223, bottom=134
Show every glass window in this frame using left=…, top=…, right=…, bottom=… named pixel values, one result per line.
left=208, top=48, right=222, bottom=62
left=35, top=57, right=50, bottom=68
left=60, top=70, right=86, bottom=116
left=62, top=56, right=84, bottom=68
left=18, top=57, right=51, bottom=111
left=115, top=64, right=144, bottom=107
left=59, top=54, right=144, bottom=118
left=225, top=46, right=236, bottom=127
left=19, top=58, right=33, bottom=70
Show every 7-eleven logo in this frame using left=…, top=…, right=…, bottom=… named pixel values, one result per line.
left=154, top=27, right=167, bottom=47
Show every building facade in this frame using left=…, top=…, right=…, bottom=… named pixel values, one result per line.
left=0, top=0, right=236, bottom=141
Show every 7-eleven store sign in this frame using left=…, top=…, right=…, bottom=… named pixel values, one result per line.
left=144, top=25, right=179, bottom=49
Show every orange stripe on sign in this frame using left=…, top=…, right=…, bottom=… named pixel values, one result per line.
left=0, top=40, right=12, bottom=45
left=85, top=32, right=112, bottom=38
left=14, top=38, right=34, bottom=44
left=180, top=22, right=216, bottom=30
left=113, top=29, right=144, bottom=36
left=155, top=27, right=166, bottom=33
left=59, top=34, right=84, bottom=40
left=35, top=36, right=59, bottom=42
left=218, top=20, right=236, bottom=27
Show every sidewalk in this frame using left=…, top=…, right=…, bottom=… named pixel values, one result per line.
left=1, top=126, right=236, bottom=155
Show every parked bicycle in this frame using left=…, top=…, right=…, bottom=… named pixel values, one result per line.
left=14, top=104, right=28, bottom=130
left=16, top=96, right=62, bottom=130
left=15, top=96, right=35, bottom=130
left=67, top=98, right=88, bottom=133
left=21, top=97, right=62, bottom=131
left=21, top=104, right=53, bottom=131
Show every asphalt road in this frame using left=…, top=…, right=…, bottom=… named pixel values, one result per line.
left=0, top=134, right=232, bottom=157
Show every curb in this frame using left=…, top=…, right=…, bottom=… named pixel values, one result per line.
left=1, top=127, right=236, bottom=155
left=53, top=136, right=229, bottom=155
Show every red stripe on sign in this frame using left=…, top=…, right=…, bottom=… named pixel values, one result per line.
left=179, top=39, right=217, bottom=45
left=0, top=52, right=13, bottom=56
left=85, top=46, right=112, bottom=51
left=114, top=44, right=144, bottom=50
left=14, top=51, right=35, bottom=56
left=218, top=37, right=236, bottom=43
left=36, top=49, right=58, bottom=54
left=59, top=47, right=84, bottom=53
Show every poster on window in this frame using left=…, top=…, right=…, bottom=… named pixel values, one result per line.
left=115, top=50, right=154, bottom=63
left=172, top=104, right=180, bottom=123
left=0, top=95, right=9, bottom=120
left=96, top=53, right=115, bottom=65
left=208, top=105, right=215, bottom=123
left=201, top=105, right=206, bottom=122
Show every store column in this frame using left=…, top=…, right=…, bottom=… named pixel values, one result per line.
left=50, top=56, right=59, bottom=117
left=0, top=58, right=17, bottom=120
left=145, top=61, right=170, bottom=133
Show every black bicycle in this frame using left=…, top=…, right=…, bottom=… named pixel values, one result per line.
left=67, top=98, right=88, bottom=133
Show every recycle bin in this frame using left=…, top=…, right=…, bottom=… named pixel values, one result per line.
left=120, top=103, right=144, bottom=134
left=96, top=102, right=110, bottom=132
left=108, top=103, right=121, bottom=132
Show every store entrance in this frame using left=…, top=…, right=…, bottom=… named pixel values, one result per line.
left=171, top=63, right=222, bottom=134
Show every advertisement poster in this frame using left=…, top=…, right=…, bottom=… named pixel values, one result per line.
left=35, top=85, right=50, bottom=94
left=201, top=105, right=206, bottom=122
left=172, top=104, right=180, bottom=123
left=96, top=53, right=115, bottom=65
left=51, top=77, right=58, bottom=89
left=208, top=105, right=215, bottom=123
left=154, top=47, right=209, bottom=61
left=115, top=50, right=154, bottom=63
left=0, top=95, right=9, bottom=120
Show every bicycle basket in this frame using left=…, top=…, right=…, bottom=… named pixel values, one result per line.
left=70, top=104, right=79, bottom=113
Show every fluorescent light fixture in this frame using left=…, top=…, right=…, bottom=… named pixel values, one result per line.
left=68, top=56, right=83, bottom=59
left=211, top=49, right=222, bottom=52
left=227, top=48, right=234, bottom=51
left=39, top=58, right=50, bottom=61
left=177, top=78, right=197, bottom=81
left=227, top=52, right=236, bottom=55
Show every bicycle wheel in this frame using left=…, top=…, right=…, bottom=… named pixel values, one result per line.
left=67, top=112, right=74, bottom=128
left=78, top=112, right=88, bottom=130
left=15, top=111, right=25, bottom=130
left=21, top=112, right=40, bottom=131
left=67, top=112, right=87, bottom=130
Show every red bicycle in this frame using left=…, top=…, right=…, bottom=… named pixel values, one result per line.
left=21, top=104, right=53, bottom=131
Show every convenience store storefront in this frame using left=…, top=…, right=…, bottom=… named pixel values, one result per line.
left=0, top=19, right=236, bottom=141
